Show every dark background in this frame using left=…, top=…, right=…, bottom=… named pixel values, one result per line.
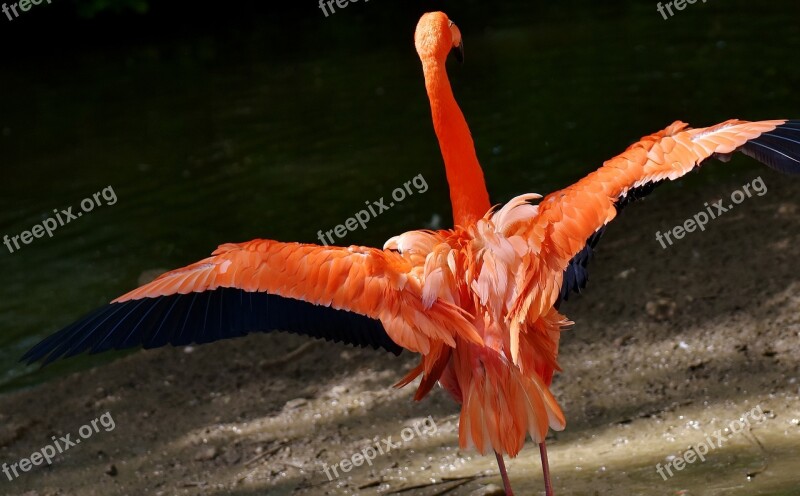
left=1, top=0, right=799, bottom=389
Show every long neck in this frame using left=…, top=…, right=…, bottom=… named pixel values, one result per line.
left=422, top=57, right=491, bottom=227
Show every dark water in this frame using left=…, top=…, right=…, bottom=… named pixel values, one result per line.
left=1, top=0, right=799, bottom=391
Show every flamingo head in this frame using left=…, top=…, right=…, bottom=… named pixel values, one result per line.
left=415, top=12, right=465, bottom=64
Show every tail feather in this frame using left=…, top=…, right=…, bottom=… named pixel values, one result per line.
left=393, top=342, right=452, bottom=401
left=458, top=351, right=565, bottom=457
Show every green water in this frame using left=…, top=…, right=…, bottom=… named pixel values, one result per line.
left=1, top=0, right=799, bottom=391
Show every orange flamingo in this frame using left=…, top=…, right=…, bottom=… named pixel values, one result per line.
left=22, top=11, right=800, bottom=496
left=416, top=13, right=491, bottom=227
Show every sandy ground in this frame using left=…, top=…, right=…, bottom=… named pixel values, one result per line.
left=1, top=169, right=800, bottom=496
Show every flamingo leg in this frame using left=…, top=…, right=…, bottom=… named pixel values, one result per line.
left=539, top=442, right=554, bottom=496
left=494, top=451, right=515, bottom=495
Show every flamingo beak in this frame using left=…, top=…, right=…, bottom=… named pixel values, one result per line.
left=449, top=21, right=465, bottom=64
left=453, top=40, right=465, bottom=63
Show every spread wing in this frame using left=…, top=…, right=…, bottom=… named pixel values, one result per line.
left=532, top=119, right=800, bottom=308
left=23, top=239, right=482, bottom=365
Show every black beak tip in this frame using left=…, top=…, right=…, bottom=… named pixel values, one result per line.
left=454, top=42, right=465, bottom=64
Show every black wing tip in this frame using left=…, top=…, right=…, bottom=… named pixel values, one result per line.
left=21, top=289, right=403, bottom=367
left=556, top=226, right=606, bottom=307
left=739, top=120, right=800, bottom=175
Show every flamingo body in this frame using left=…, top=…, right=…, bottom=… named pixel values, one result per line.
left=24, top=117, right=800, bottom=454
left=21, top=11, right=800, bottom=495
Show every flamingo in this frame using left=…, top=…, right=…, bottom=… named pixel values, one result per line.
left=21, top=11, right=800, bottom=496
left=415, top=13, right=491, bottom=227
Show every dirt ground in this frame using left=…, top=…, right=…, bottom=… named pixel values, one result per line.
left=1, top=170, right=800, bottom=496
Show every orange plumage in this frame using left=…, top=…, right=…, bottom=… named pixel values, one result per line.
left=23, top=11, right=800, bottom=496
